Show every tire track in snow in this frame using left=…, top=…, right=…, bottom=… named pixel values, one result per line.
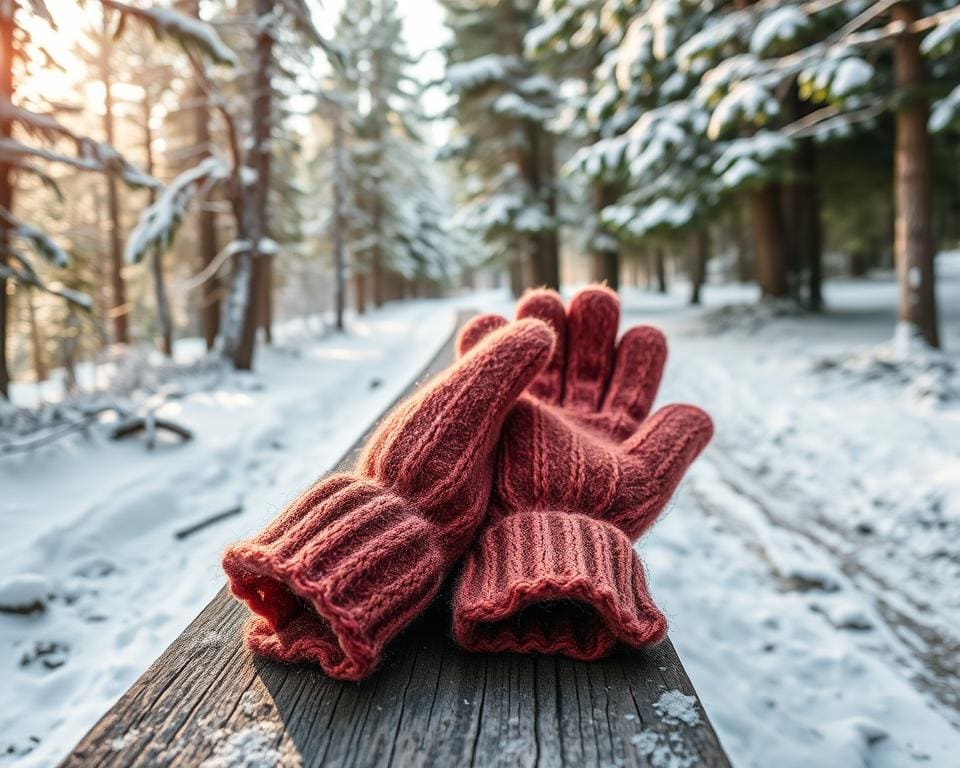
left=696, top=450, right=960, bottom=730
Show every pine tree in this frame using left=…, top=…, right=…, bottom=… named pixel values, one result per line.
left=0, top=0, right=163, bottom=399
left=441, top=0, right=561, bottom=294
left=332, top=0, right=455, bottom=308
left=686, top=0, right=959, bottom=344
left=527, top=0, right=629, bottom=289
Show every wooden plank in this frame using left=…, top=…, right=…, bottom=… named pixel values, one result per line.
left=62, top=313, right=730, bottom=768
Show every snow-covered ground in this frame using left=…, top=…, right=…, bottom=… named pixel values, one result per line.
left=2, top=258, right=959, bottom=767
left=0, top=301, right=460, bottom=767
left=637, top=260, right=960, bottom=767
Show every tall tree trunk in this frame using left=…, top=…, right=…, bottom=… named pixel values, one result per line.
left=892, top=1, right=939, bottom=347
left=331, top=100, right=346, bottom=332
left=228, top=0, right=272, bottom=370
left=752, top=185, right=789, bottom=298
left=371, top=47, right=386, bottom=308
left=354, top=273, right=367, bottom=315
left=509, top=257, right=524, bottom=298
left=796, top=136, right=823, bottom=311
left=784, top=85, right=824, bottom=311
left=734, top=0, right=788, bottom=301
left=536, top=128, right=560, bottom=290
left=591, top=182, right=619, bottom=290
left=260, top=255, right=272, bottom=343
left=521, top=123, right=560, bottom=291
left=27, top=289, right=45, bottom=382
left=690, top=230, right=708, bottom=305
left=189, top=0, right=219, bottom=350
left=100, top=17, right=129, bottom=344
left=655, top=248, right=667, bottom=294
left=0, top=8, right=14, bottom=399
left=734, top=205, right=753, bottom=283
left=93, top=187, right=110, bottom=348
left=142, top=92, right=173, bottom=356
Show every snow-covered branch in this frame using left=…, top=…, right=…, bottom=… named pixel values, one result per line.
left=100, top=1, right=237, bottom=66
left=124, top=157, right=228, bottom=264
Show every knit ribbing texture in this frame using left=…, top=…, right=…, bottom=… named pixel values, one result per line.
left=453, top=286, right=714, bottom=660
left=222, top=318, right=555, bottom=680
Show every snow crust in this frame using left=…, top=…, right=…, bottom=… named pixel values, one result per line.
left=4, top=257, right=960, bottom=766
left=1, top=299, right=459, bottom=766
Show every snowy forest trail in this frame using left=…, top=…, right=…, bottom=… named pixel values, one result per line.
left=631, top=261, right=960, bottom=767
left=1, top=301, right=461, bottom=768
left=701, top=449, right=960, bottom=729
left=4, top=272, right=960, bottom=768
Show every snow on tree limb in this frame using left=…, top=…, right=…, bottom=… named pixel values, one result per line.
left=124, top=157, right=227, bottom=264
left=0, top=206, right=69, bottom=267
left=930, top=84, right=960, bottom=132
left=278, top=0, right=344, bottom=67
left=0, top=137, right=158, bottom=188
left=24, top=0, right=56, bottom=28
left=0, top=262, right=91, bottom=309
left=447, top=54, right=523, bottom=91
left=0, top=207, right=92, bottom=308
left=100, top=1, right=237, bottom=66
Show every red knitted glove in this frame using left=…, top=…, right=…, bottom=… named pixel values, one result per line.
left=453, top=287, right=713, bottom=660
left=222, top=318, right=555, bottom=680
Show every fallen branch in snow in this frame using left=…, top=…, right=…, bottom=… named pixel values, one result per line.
left=110, top=414, right=193, bottom=450
left=174, top=505, right=244, bottom=540
left=0, top=405, right=123, bottom=455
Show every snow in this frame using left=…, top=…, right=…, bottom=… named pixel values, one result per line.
left=930, top=84, right=960, bottom=132
left=919, top=15, right=960, bottom=59
left=492, top=92, right=550, bottom=122
left=447, top=54, right=519, bottom=90
left=5, top=258, right=960, bottom=766
left=239, top=165, right=258, bottom=186
left=201, top=723, right=281, bottom=768
left=603, top=197, right=696, bottom=236
left=125, top=157, right=227, bottom=265
left=628, top=253, right=960, bottom=767
left=141, top=6, right=238, bottom=66
left=800, top=49, right=874, bottom=101
left=0, top=298, right=460, bottom=766
left=0, top=574, right=51, bottom=613
left=829, top=57, right=874, bottom=98
left=677, top=13, right=746, bottom=75
left=749, top=7, right=809, bottom=55
left=257, top=237, right=278, bottom=255
left=648, top=0, right=682, bottom=62
left=653, top=690, right=701, bottom=727
left=707, top=80, right=779, bottom=140
left=712, top=131, right=792, bottom=189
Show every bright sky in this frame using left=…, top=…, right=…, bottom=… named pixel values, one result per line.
left=23, top=0, right=451, bottom=139
left=316, top=0, right=451, bottom=127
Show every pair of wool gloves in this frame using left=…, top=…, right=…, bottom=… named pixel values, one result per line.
left=222, top=287, right=713, bottom=681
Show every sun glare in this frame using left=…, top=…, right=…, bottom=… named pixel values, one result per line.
left=19, top=1, right=90, bottom=106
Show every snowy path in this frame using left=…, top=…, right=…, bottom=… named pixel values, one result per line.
left=3, top=269, right=960, bottom=767
left=631, top=263, right=960, bottom=767
left=1, top=300, right=459, bottom=767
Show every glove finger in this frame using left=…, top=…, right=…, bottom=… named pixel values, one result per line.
left=456, top=314, right=507, bottom=358
left=563, top=285, right=620, bottom=411
left=516, top=288, right=567, bottom=404
left=615, top=404, right=713, bottom=537
left=601, top=325, right=667, bottom=429
left=362, top=319, right=556, bottom=498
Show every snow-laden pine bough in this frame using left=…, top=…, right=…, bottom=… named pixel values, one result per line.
left=62, top=306, right=730, bottom=768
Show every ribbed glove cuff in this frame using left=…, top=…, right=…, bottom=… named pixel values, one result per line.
left=453, top=512, right=666, bottom=660
left=222, top=474, right=443, bottom=680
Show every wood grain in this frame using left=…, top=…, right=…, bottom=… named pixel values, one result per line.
left=63, top=313, right=730, bottom=768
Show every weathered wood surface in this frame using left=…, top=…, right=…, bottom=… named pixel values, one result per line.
left=63, top=314, right=730, bottom=768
